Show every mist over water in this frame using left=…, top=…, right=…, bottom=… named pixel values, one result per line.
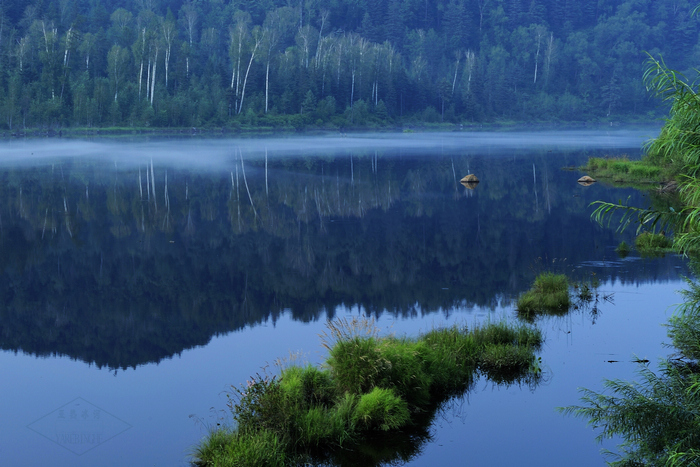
left=0, top=128, right=660, bottom=169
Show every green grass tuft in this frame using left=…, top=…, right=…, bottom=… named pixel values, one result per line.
left=516, top=273, right=570, bottom=315
left=192, top=428, right=287, bottom=467
left=352, top=387, right=411, bottom=431
left=194, top=319, right=544, bottom=466
left=616, top=241, right=631, bottom=257
left=635, top=232, right=673, bottom=253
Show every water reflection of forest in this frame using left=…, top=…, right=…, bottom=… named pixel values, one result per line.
left=0, top=148, right=682, bottom=369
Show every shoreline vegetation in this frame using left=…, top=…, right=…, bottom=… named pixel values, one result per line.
left=567, top=54, right=700, bottom=465
left=192, top=317, right=542, bottom=466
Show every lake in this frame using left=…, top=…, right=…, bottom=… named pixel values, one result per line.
left=0, top=128, right=688, bottom=466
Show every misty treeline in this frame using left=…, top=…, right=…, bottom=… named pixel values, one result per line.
left=0, top=0, right=697, bottom=129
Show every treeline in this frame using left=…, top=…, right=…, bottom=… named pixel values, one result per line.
left=0, top=0, right=698, bottom=129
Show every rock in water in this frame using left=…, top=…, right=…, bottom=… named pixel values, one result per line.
left=460, top=174, right=479, bottom=183
left=577, top=175, right=596, bottom=186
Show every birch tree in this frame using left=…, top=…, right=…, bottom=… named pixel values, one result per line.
left=161, top=18, right=176, bottom=90
left=229, top=12, right=251, bottom=108
left=532, top=25, right=547, bottom=85
left=544, top=33, right=556, bottom=87
left=180, top=1, right=198, bottom=77
left=108, top=45, right=129, bottom=101
left=77, top=33, right=95, bottom=73
left=464, top=49, right=476, bottom=93
left=238, top=26, right=263, bottom=115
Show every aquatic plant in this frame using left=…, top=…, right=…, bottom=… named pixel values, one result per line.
left=192, top=318, right=543, bottom=466
left=516, top=272, right=570, bottom=316
left=615, top=241, right=631, bottom=258
left=635, top=232, right=673, bottom=255
left=585, top=156, right=664, bottom=183
left=565, top=48, right=700, bottom=466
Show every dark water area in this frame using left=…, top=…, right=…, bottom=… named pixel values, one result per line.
left=0, top=129, right=687, bottom=466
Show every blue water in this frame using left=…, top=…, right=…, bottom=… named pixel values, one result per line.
left=0, top=128, right=686, bottom=466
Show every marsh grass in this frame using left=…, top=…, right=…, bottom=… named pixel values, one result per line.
left=192, top=428, right=288, bottom=467
left=635, top=231, right=673, bottom=257
left=516, top=273, right=570, bottom=316
left=193, top=318, right=543, bottom=466
left=517, top=272, right=605, bottom=321
left=585, top=156, right=665, bottom=183
left=616, top=241, right=631, bottom=257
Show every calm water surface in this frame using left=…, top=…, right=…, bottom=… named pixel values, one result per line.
left=0, top=129, right=687, bottom=466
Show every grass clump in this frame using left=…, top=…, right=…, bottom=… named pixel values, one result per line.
left=516, top=273, right=570, bottom=316
left=517, top=272, right=604, bottom=321
left=193, top=428, right=288, bottom=467
left=352, top=387, right=410, bottom=431
left=615, top=241, right=631, bottom=258
left=192, top=318, right=544, bottom=466
left=584, top=156, right=666, bottom=184
left=635, top=232, right=673, bottom=256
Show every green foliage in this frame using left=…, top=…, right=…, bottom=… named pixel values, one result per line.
left=352, top=387, right=411, bottom=432
left=326, top=335, right=385, bottom=394
left=192, top=428, right=287, bottom=467
left=569, top=44, right=700, bottom=467
left=585, top=156, right=663, bottom=183
left=616, top=241, right=631, bottom=257
left=195, top=318, right=543, bottom=465
left=635, top=232, right=673, bottom=255
left=610, top=161, right=629, bottom=174
left=628, top=165, right=661, bottom=179
left=0, top=1, right=692, bottom=129
left=375, top=338, right=432, bottom=406
left=421, top=326, right=479, bottom=395
left=471, top=321, right=543, bottom=350
left=587, top=157, right=610, bottom=171
left=590, top=197, right=680, bottom=239
left=479, top=344, right=539, bottom=380
left=589, top=55, right=700, bottom=257
left=517, top=273, right=571, bottom=316
left=559, top=362, right=700, bottom=467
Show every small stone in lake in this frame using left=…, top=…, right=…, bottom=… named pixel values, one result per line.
left=460, top=174, right=479, bottom=183
left=577, top=175, right=596, bottom=186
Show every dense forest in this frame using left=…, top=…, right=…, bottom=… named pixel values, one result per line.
left=0, top=0, right=698, bottom=129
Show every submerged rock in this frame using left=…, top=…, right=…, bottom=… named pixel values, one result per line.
left=577, top=175, right=596, bottom=186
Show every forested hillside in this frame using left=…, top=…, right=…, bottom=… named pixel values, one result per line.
left=0, top=0, right=698, bottom=129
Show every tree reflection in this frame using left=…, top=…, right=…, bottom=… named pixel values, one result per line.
left=0, top=148, right=680, bottom=369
